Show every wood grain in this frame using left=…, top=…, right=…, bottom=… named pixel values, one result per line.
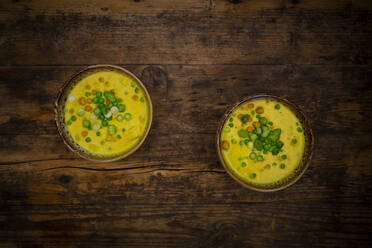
left=0, top=0, right=371, bottom=247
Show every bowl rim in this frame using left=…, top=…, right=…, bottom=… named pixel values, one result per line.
left=216, top=94, right=314, bottom=192
left=55, top=64, right=153, bottom=162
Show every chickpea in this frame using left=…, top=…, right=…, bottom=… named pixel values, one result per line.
left=110, top=89, right=115, bottom=94
left=99, top=77, right=104, bottom=83
left=81, top=131, right=88, bottom=137
left=84, top=105, right=92, bottom=112
left=247, top=126, right=253, bottom=133
left=92, top=90, right=97, bottom=95
left=78, top=97, right=86, bottom=105
left=69, top=109, right=74, bottom=114
left=221, top=140, right=230, bottom=150
left=87, top=98, right=92, bottom=104
left=255, top=106, right=264, bottom=114
left=132, top=95, right=139, bottom=101
left=85, top=85, right=91, bottom=90
left=248, top=116, right=252, bottom=122
left=264, top=164, right=271, bottom=170
left=253, top=121, right=261, bottom=128
left=248, top=103, right=254, bottom=109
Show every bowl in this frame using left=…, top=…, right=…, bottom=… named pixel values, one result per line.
left=216, top=94, right=314, bottom=192
left=55, top=65, right=153, bottom=162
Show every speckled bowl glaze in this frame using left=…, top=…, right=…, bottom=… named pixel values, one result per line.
left=55, top=65, right=153, bottom=162
left=217, top=95, right=314, bottom=192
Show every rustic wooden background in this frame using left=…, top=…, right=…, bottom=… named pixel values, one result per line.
left=0, top=0, right=371, bottom=247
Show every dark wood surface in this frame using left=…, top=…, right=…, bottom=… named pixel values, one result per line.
left=1, top=0, right=371, bottom=247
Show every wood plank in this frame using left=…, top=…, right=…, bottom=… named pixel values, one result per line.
left=0, top=2, right=371, bottom=65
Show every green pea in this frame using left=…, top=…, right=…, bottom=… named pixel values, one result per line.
left=241, top=162, right=247, bottom=167
left=98, top=114, right=105, bottom=120
left=249, top=152, right=256, bottom=160
left=102, top=120, right=108, bottom=127
left=291, top=138, right=297, bottom=144
left=244, top=139, right=250, bottom=145
left=118, top=104, right=126, bottom=112
left=241, top=114, right=250, bottom=123
left=93, top=97, right=99, bottom=104
left=263, top=144, right=270, bottom=151
left=250, top=133, right=258, bottom=141
left=281, top=155, right=287, bottom=160
left=140, top=97, right=145, bottom=102
left=122, top=128, right=126, bottom=132
left=251, top=110, right=255, bottom=116
left=112, top=101, right=118, bottom=107
left=249, top=173, right=256, bottom=179
left=272, top=162, right=277, bottom=166
left=85, top=137, right=91, bottom=143
left=223, top=127, right=231, bottom=133
left=85, top=92, right=91, bottom=97
left=117, top=114, right=124, bottom=122
left=296, top=122, right=299, bottom=126
left=135, top=87, right=139, bottom=93
left=257, top=155, right=263, bottom=161
left=100, top=140, right=105, bottom=145
left=228, top=123, right=234, bottom=128
left=297, top=127, right=303, bottom=133
left=124, top=113, right=132, bottom=120
left=96, top=131, right=101, bottom=136
left=117, top=134, right=122, bottom=139
left=98, top=98, right=105, bottom=104
left=275, top=104, right=280, bottom=110
left=108, top=125, right=116, bottom=135
left=231, top=139, right=237, bottom=144
left=268, top=121, right=273, bottom=126
left=229, top=117, right=233, bottom=122
left=93, top=108, right=101, bottom=116
left=66, top=120, right=72, bottom=126
left=96, top=91, right=102, bottom=98
left=107, top=94, right=116, bottom=103
left=103, top=91, right=110, bottom=98
left=280, top=163, right=286, bottom=169
left=239, top=140, right=244, bottom=146
left=83, top=120, right=91, bottom=128
left=71, top=115, right=77, bottom=121
left=238, top=129, right=249, bottom=138
left=98, top=103, right=105, bottom=109
left=254, top=139, right=264, bottom=151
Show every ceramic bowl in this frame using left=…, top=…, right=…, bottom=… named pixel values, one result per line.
left=216, top=94, right=314, bottom=192
left=55, top=65, right=153, bottom=162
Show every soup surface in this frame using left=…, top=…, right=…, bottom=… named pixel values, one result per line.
left=220, top=98, right=305, bottom=184
left=64, top=70, right=150, bottom=156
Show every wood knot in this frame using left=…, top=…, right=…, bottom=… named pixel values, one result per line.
left=59, top=174, right=72, bottom=184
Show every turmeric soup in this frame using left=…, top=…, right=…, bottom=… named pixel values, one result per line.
left=220, top=98, right=305, bottom=184
left=63, top=70, right=150, bottom=156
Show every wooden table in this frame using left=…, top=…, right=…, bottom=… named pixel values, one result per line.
left=1, top=0, right=371, bottom=247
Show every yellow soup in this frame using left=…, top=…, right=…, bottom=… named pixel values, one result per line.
left=220, top=98, right=305, bottom=184
left=64, top=70, right=150, bottom=156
